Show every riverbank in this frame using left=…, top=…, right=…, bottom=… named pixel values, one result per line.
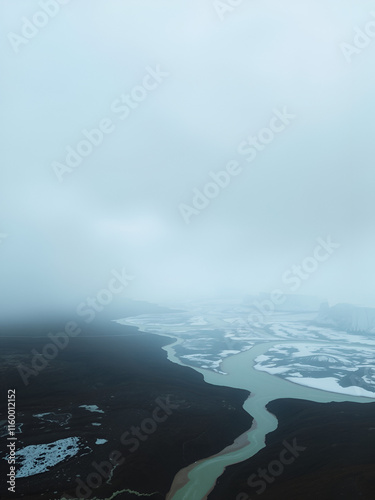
left=0, top=318, right=252, bottom=499
left=209, top=397, right=375, bottom=499
left=159, top=341, right=374, bottom=500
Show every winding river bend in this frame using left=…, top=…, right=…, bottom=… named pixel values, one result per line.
left=116, top=316, right=375, bottom=500
left=163, top=339, right=374, bottom=500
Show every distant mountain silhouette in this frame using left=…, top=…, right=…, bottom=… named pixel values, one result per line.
left=315, top=303, right=375, bottom=333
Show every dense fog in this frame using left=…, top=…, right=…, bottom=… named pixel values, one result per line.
left=1, top=0, right=374, bottom=322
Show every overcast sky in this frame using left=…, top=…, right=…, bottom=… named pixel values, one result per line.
left=1, top=0, right=375, bottom=321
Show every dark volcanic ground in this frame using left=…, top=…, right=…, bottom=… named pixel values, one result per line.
left=209, top=398, right=375, bottom=500
left=0, top=318, right=252, bottom=500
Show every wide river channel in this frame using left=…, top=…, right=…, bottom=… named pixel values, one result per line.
left=161, top=338, right=375, bottom=500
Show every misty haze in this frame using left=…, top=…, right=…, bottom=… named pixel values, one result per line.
left=1, top=1, right=374, bottom=500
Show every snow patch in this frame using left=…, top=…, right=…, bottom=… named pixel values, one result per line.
left=95, top=439, right=108, bottom=445
left=79, top=405, right=104, bottom=414
left=286, top=376, right=375, bottom=398
left=11, top=437, right=80, bottom=478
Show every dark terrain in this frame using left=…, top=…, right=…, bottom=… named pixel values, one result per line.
left=209, top=398, right=375, bottom=500
left=0, top=315, right=252, bottom=500
left=1, top=298, right=374, bottom=500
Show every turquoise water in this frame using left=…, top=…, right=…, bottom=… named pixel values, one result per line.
left=166, top=341, right=375, bottom=500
